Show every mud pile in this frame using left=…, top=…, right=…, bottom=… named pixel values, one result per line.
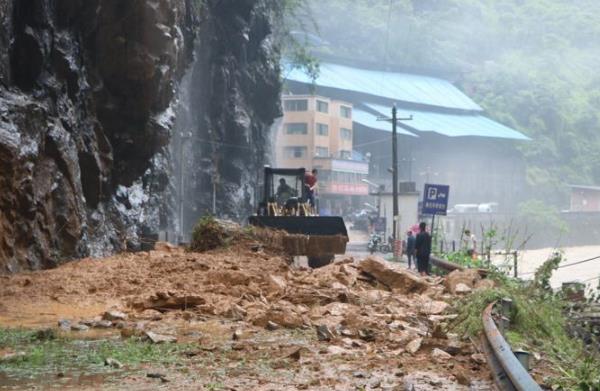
left=0, top=241, right=495, bottom=390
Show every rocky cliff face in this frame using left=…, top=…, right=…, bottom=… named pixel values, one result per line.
left=174, top=0, right=282, bottom=232
left=0, top=0, right=281, bottom=273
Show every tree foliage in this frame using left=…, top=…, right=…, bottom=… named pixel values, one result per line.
left=304, top=0, right=600, bottom=207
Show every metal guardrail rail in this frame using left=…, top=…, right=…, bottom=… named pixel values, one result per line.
left=482, top=302, right=542, bottom=391
left=432, top=257, right=542, bottom=391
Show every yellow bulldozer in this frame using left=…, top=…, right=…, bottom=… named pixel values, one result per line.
left=249, top=167, right=348, bottom=268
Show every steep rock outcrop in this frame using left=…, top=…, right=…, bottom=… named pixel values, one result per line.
left=0, top=0, right=198, bottom=272
left=0, top=0, right=284, bottom=273
left=175, top=0, right=282, bottom=231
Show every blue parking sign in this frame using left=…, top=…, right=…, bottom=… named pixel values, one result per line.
left=422, top=184, right=450, bottom=216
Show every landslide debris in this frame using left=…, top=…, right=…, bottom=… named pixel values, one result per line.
left=0, top=233, right=496, bottom=390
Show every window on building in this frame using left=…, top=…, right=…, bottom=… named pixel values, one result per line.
left=340, top=105, right=352, bottom=119
left=284, top=99, right=308, bottom=112
left=316, top=123, right=329, bottom=136
left=316, top=100, right=329, bottom=113
left=285, top=123, right=308, bottom=135
left=339, top=150, right=352, bottom=160
left=284, top=146, right=307, bottom=159
left=341, top=128, right=352, bottom=140
left=315, top=147, right=329, bottom=157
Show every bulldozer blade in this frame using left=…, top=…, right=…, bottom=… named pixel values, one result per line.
left=248, top=216, right=348, bottom=256
left=249, top=216, right=348, bottom=236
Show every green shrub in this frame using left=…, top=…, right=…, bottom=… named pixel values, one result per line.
left=189, top=216, right=227, bottom=252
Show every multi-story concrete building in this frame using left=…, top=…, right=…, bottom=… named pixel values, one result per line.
left=274, top=95, right=369, bottom=215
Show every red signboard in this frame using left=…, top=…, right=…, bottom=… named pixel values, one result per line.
left=325, top=183, right=369, bottom=195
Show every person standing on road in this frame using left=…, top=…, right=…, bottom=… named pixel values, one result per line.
left=405, top=231, right=416, bottom=269
left=463, top=229, right=477, bottom=259
left=415, top=222, right=432, bottom=276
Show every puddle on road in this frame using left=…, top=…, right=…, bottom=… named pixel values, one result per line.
left=0, top=371, right=121, bottom=390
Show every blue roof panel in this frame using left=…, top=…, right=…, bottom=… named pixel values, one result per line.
left=353, top=108, right=417, bottom=137
left=284, top=62, right=483, bottom=111
left=364, top=103, right=530, bottom=140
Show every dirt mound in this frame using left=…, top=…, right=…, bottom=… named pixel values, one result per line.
left=0, top=242, right=494, bottom=390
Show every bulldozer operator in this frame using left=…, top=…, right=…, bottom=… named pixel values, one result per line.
left=276, top=178, right=296, bottom=205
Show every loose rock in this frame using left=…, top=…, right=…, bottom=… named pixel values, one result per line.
left=103, top=310, right=128, bottom=321
left=104, top=357, right=123, bottom=369
left=431, top=348, right=452, bottom=363
left=445, top=269, right=481, bottom=294
left=144, top=331, right=177, bottom=344
left=57, top=319, right=71, bottom=331
left=454, top=283, right=472, bottom=294
left=317, top=325, right=335, bottom=341
left=406, top=337, right=423, bottom=354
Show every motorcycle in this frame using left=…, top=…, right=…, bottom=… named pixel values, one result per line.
left=367, top=233, right=392, bottom=254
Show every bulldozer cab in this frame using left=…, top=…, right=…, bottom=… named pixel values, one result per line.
left=258, top=167, right=314, bottom=217
left=264, top=167, right=305, bottom=206
left=250, top=166, right=349, bottom=268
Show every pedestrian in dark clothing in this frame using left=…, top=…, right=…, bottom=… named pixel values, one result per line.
left=405, top=231, right=416, bottom=269
left=415, top=222, right=432, bottom=276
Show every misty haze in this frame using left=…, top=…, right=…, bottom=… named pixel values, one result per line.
left=0, top=0, right=599, bottom=390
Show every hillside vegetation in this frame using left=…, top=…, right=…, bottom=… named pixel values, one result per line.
left=305, top=0, right=600, bottom=207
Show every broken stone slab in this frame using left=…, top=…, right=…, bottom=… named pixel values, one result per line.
left=406, top=337, right=423, bottom=354
left=431, top=348, right=452, bottom=363
left=358, top=328, right=376, bottom=342
left=144, top=331, right=177, bottom=344
left=280, top=346, right=302, bottom=361
left=454, top=283, right=472, bottom=294
left=102, top=310, right=128, bottom=321
left=419, top=300, right=449, bottom=315
left=317, top=325, right=335, bottom=341
left=93, top=320, right=113, bottom=328
left=358, top=257, right=429, bottom=294
left=266, top=275, right=287, bottom=293
left=130, top=292, right=206, bottom=311
left=71, top=323, right=90, bottom=332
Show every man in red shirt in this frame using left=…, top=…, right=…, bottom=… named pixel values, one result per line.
left=304, top=169, right=318, bottom=208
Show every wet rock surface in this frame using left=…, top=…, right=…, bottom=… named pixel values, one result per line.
left=0, top=0, right=283, bottom=273
left=0, top=0, right=198, bottom=273
left=173, top=0, right=283, bottom=227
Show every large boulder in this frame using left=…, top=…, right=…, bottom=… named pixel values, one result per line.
left=445, top=269, right=481, bottom=294
left=358, top=257, right=429, bottom=294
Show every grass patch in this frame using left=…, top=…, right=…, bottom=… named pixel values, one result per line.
left=0, top=328, right=195, bottom=378
left=448, top=258, right=600, bottom=390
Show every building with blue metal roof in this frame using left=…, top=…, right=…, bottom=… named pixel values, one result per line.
left=282, top=61, right=530, bottom=212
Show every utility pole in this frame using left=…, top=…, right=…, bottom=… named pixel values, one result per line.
left=377, top=106, right=413, bottom=243
left=392, top=106, right=399, bottom=242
